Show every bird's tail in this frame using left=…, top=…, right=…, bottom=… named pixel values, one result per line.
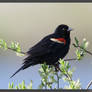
left=10, top=66, right=24, bottom=78
left=10, top=60, right=36, bottom=78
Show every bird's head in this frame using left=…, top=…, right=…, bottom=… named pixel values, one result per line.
left=54, top=24, right=73, bottom=38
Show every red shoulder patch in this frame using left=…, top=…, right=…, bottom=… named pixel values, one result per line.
left=55, top=38, right=66, bottom=45
left=50, top=38, right=66, bottom=45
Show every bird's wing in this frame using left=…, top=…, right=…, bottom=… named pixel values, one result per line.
left=27, top=36, right=53, bottom=57
left=27, top=35, right=65, bottom=57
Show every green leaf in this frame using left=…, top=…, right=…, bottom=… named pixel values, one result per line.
left=27, top=80, right=32, bottom=89
left=19, top=83, right=22, bottom=89
left=0, top=39, right=7, bottom=50
left=74, top=37, right=79, bottom=46
left=10, top=42, right=15, bottom=49
left=64, top=79, right=81, bottom=89
left=11, top=82, right=14, bottom=88
left=15, top=86, right=19, bottom=89
left=8, top=83, right=12, bottom=89
left=66, top=62, right=70, bottom=70
left=76, top=49, right=81, bottom=60
left=50, top=75, right=56, bottom=83
left=16, top=42, right=21, bottom=53
left=81, top=38, right=89, bottom=49
left=22, top=80, right=26, bottom=89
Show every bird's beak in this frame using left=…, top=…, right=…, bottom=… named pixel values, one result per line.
left=67, top=27, right=73, bottom=31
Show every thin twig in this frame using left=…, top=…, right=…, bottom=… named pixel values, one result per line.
left=65, top=70, right=72, bottom=81
left=86, top=80, right=92, bottom=89
left=7, top=47, right=26, bottom=55
left=56, top=66, right=72, bottom=81
left=45, top=83, right=47, bottom=89
left=73, top=44, right=92, bottom=56
left=44, top=69, right=48, bottom=89
left=0, top=43, right=26, bottom=55
left=56, top=72, right=59, bottom=89
left=64, top=58, right=77, bottom=61
left=78, top=45, right=92, bottom=55
left=64, top=44, right=92, bottom=62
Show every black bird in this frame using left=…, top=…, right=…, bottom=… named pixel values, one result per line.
left=10, top=24, right=73, bottom=78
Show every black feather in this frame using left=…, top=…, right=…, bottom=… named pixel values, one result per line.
left=10, top=66, right=23, bottom=78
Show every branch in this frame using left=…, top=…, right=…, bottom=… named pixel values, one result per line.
left=86, top=80, right=92, bottom=89
left=73, top=44, right=92, bottom=56
left=64, top=58, right=77, bottom=61
left=55, top=65, right=72, bottom=81
left=0, top=43, right=26, bottom=55
left=8, top=47, right=26, bottom=55
left=56, top=72, right=59, bottom=89
left=64, top=44, right=92, bottom=62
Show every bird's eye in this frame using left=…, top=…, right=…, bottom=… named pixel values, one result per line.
left=62, top=28, right=65, bottom=30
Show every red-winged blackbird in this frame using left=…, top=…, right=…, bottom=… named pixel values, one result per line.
left=10, top=24, right=73, bottom=78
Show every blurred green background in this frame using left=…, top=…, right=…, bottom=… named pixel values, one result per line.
left=0, top=3, right=92, bottom=89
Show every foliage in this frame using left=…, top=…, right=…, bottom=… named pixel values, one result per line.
left=0, top=37, right=90, bottom=89
left=0, top=39, right=24, bottom=56
left=73, top=37, right=89, bottom=60
left=8, top=80, right=32, bottom=89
